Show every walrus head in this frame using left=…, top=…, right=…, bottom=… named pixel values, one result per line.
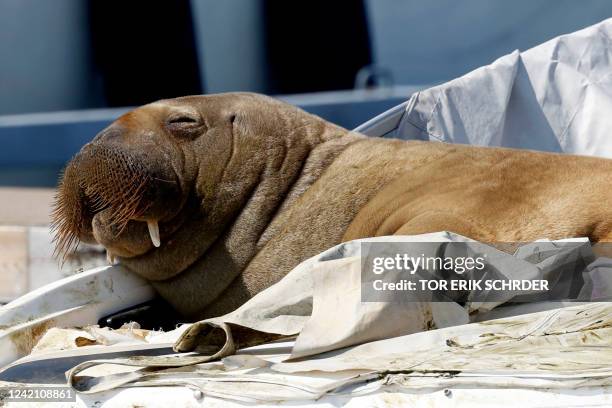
left=53, top=93, right=348, bottom=316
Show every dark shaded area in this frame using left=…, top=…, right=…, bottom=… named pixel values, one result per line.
left=99, top=298, right=183, bottom=331
left=87, top=0, right=203, bottom=106
left=263, top=0, right=372, bottom=94
left=86, top=0, right=372, bottom=103
left=0, top=343, right=176, bottom=384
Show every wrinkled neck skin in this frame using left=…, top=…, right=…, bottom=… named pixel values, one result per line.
left=121, top=118, right=360, bottom=319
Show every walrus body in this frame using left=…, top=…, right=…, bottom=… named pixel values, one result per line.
left=53, top=93, right=612, bottom=319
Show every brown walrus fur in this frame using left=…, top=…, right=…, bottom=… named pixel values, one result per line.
left=53, top=92, right=612, bottom=319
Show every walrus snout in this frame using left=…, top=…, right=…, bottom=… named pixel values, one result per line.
left=53, top=128, right=184, bottom=259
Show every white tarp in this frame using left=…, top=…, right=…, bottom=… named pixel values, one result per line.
left=66, top=302, right=612, bottom=404
left=357, top=17, right=612, bottom=159
left=65, top=232, right=612, bottom=398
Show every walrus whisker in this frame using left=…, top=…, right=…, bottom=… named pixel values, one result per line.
left=51, top=162, right=153, bottom=261
left=152, top=177, right=178, bottom=184
left=104, top=183, right=151, bottom=237
left=108, top=181, right=149, bottom=222
left=51, top=166, right=90, bottom=262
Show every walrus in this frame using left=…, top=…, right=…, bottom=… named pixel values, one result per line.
left=52, top=92, right=612, bottom=320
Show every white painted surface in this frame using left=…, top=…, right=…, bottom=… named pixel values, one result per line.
left=0, top=265, right=155, bottom=368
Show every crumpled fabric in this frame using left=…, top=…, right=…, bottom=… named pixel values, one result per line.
left=66, top=303, right=612, bottom=403
left=31, top=323, right=191, bottom=355
left=172, top=233, right=604, bottom=360
left=67, top=232, right=612, bottom=393
left=357, top=18, right=612, bottom=159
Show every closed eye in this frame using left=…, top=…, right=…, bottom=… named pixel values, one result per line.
left=168, top=116, right=199, bottom=125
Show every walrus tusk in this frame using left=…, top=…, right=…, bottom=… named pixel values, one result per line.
left=106, top=251, right=117, bottom=265
left=147, top=220, right=161, bottom=247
